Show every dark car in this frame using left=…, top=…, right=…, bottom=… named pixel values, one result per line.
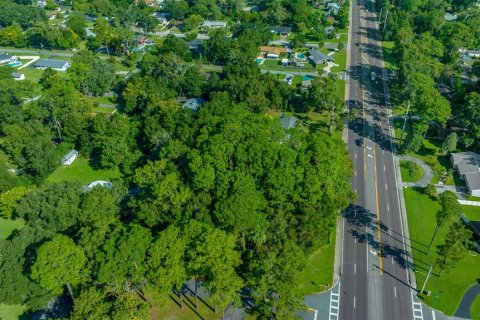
left=356, top=138, right=364, bottom=146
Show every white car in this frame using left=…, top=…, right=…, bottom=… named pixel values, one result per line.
left=371, top=72, right=376, bottom=81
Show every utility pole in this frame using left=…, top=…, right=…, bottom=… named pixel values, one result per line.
left=400, top=100, right=410, bottom=145
left=420, top=264, right=434, bottom=294
left=378, top=8, right=383, bottom=22
left=382, top=9, right=389, bottom=36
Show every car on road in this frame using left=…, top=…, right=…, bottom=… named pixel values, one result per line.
left=371, top=71, right=376, bottom=81
left=356, top=138, right=364, bottom=146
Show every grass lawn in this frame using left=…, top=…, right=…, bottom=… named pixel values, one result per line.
left=0, top=218, right=24, bottom=240
left=330, top=49, right=347, bottom=73
left=298, top=232, right=336, bottom=295
left=461, top=205, right=480, bottom=221
left=46, top=157, right=121, bottom=185
left=93, top=95, right=118, bottom=105
left=381, top=41, right=397, bottom=70
left=150, top=295, right=256, bottom=320
left=336, top=79, right=345, bottom=101
left=0, top=304, right=27, bottom=320
left=404, top=187, right=480, bottom=315
left=471, top=295, right=480, bottom=320
left=400, top=160, right=424, bottom=182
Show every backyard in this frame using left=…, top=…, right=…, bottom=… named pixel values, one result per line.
left=46, top=157, right=121, bottom=185
left=0, top=218, right=24, bottom=240
left=404, top=187, right=480, bottom=316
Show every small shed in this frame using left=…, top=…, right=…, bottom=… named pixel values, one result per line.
left=61, top=150, right=78, bottom=166
left=11, top=73, right=25, bottom=81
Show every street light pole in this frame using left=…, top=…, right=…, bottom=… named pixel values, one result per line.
left=420, top=264, right=433, bottom=294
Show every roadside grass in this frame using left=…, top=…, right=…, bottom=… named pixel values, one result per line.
left=471, top=295, right=480, bottom=320
left=400, top=160, right=424, bottom=182
left=46, top=157, right=121, bottom=185
left=0, top=304, right=27, bottom=320
left=405, top=187, right=480, bottom=315
left=380, top=41, right=397, bottom=70
left=466, top=195, right=480, bottom=202
left=0, top=218, right=24, bottom=240
left=298, top=232, right=336, bottom=295
left=336, top=79, right=345, bottom=101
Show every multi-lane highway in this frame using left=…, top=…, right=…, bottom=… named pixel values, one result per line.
left=340, top=0, right=414, bottom=318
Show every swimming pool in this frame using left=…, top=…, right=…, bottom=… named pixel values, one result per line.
left=256, top=58, right=264, bottom=65
left=8, top=61, right=22, bottom=67
left=302, top=75, right=315, bottom=81
left=296, top=53, right=305, bottom=59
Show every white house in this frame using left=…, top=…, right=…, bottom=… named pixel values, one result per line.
left=84, top=180, right=113, bottom=191
left=34, top=59, right=71, bottom=71
left=61, top=150, right=78, bottom=165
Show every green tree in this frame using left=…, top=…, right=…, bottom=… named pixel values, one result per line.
left=205, top=28, right=231, bottom=64
left=440, top=132, right=457, bottom=155
left=437, top=222, right=473, bottom=269
left=0, top=186, right=29, bottom=218
left=31, top=235, right=86, bottom=295
left=146, top=226, right=187, bottom=305
left=67, top=13, right=87, bottom=39
left=428, top=191, right=461, bottom=254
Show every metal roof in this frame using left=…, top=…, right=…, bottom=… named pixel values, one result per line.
left=280, top=115, right=299, bottom=130
left=308, top=49, right=334, bottom=63
left=182, top=98, right=205, bottom=111
left=35, top=59, right=70, bottom=69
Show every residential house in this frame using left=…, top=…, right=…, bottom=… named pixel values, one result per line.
left=0, top=53, right=16, bottom=66
left=37, top=0, right=46, bottom=7
left=188, top=39, right=203, bottom=52
left=11, top=73, right=25, bottom=81
left=451, top=152, right=480, bottom=197
left=34, top=59, right=71, bottom=71
left=61, top=150, right=78, bottom=166
left=201, top=21, right=227, bottom=29
left=308, top=49, right=334, bottom=66
left=271, top=26, right=292, bottom=37
left=259, top=46, right=288, bottom=59
left=325, top=2, right=340, bottom=15
left=444, top=13, right=458, bottom=21
left=280, top=114, right=300, bottom=130
left=182, top=98, right=205, bottom=112
left=84, top=180, right=113, bottom=192
left=467, top=50, right=480, bottom=59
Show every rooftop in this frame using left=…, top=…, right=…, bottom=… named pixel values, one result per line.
left=259, top=46, right=288, bottom=55
left=280, top=114, right=300, bottom=130
left=309, top=49, right=334, bottom=62
left=0, top=53, right=12, bottom=61
left=182, top=98, right=205, bottom=111
left=202, top=21, right=227, bottom=28
left=35, top=59, right=70, bottom=69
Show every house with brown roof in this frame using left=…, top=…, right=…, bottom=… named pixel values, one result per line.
left=258, top=46, right=288, bottom=59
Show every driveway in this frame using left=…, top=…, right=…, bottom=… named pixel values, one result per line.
left=399, top=156, right=434, bottom=187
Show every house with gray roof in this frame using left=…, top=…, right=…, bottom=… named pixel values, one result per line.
left=271, top=26, right=292, bottom=37
left=451, top=152, right=480, bottom=197
left=201, top=21, right=227, bottom=29
left=0, top=53, right=16, bottom=66
left=182, top=98, right=205, bottom=112
left=34, top=59, right=71, bottom=71
left=444, top=13, right=458, bottom=21
left=308, top=49, right=334, bottom=66
left=279, top=114, right=300, bottom=130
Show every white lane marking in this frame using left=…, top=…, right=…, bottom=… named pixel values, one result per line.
left=314, top=310, right=318, bottom=320
left=387, top=204, right=390, bottom=212
left=365, top=223, right=369, bottom=273
left=367, top=146, right=372, bottom=150
left=392, top=256, right=394, bottom=264
left=355, top=153, right=357, bottom=159
left=394, top=286, right=397, bottom=297
left=384, top=165, right=386, bottom=171
left=354, top=263, right=357, bottom=274
left=353, top=296, right=356, bottom=309
left=382, top=149, right=385, bottom=154
left=432, top=310, right=436, bottom=320
left=411, top=292, right=424, bottom=320
left=368, top=154, right=373, bottom=158
left=389, top=229, right=392, bottom=236
left=355, top=170, right=357, bottom=176
left=385, top=183, right=388, bottom=190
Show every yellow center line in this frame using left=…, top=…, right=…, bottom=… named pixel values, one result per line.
left=373, top=144, right=383, bottom=275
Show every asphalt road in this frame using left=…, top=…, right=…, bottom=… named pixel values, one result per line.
left=339, top=0, right=414, bottom=319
